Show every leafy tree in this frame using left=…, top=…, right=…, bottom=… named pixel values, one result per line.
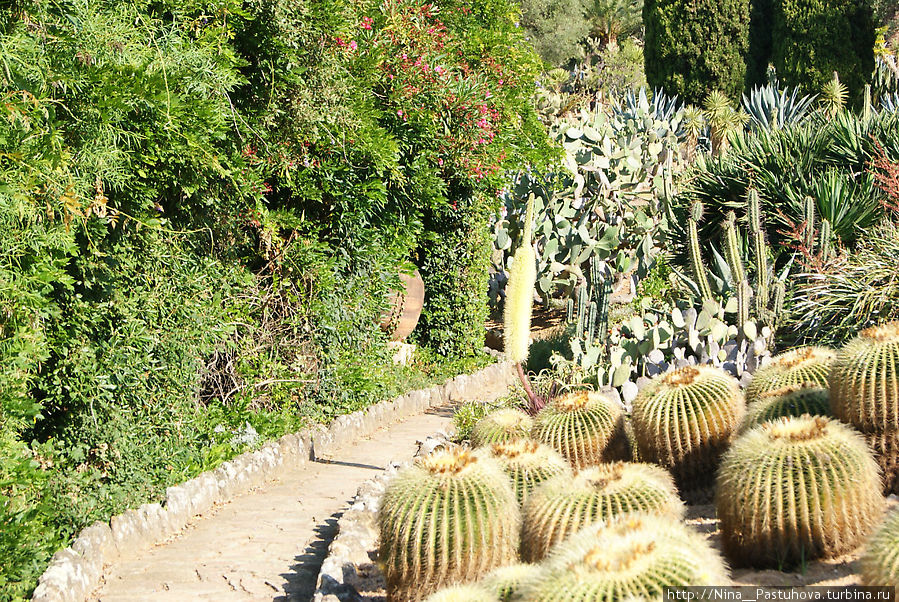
left=771, top=0, right=876, bottom=102
left=586, top=0, right=643, bottom=47
left=643, top=0, right=750, bottom=103
left=519, top=0, right=591, bottom=66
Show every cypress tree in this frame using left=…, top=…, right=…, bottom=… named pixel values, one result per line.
left=745, top=0, right=774, bottom=89
left=771, top=0, right=876, bottom=102
left=643, top=0, right=750, bottom=103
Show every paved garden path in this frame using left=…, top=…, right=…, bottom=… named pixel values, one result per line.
left=92, top=402, right=466, bottom=601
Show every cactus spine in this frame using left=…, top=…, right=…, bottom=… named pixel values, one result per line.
left=378, top=449, right=519, bottom=601
left=423, top=585, right=499, bottom=602
left=519, top=514, right=730, bottom=601
left=716, top=415, right=884, bottom=568
left=503, top=194, right=537, bottom=365
left=520, top=462, right=685, bottom=562
left=861, top=509, right=899, bottom=587
left=631, top=365, right=744, bottom=500
left=740, top=383, right=831, bottom=432
left=530, top=390, right=629, bottom=468
left=830, top=321, right=899, bottom=493
left=480, top=439, right=572, bottom=505
left=745, top=346, right=835, bottom=405
left=470, top=408, right=534, bottom=448
left=687, top=201, right=715, bottom=304
left=482, top=563, right=540, bottom=602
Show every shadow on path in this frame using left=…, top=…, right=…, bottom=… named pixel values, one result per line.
left=277, top=509, right=345, bottom=602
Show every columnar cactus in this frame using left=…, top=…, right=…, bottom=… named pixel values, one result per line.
left=423, top=585, right=499, bottom=602
left=530, top=390, right=629, bottom=468
left=861, top=509, right=899, bottom=587
left=470, top=408, right=534, bottom=447
left=378, top=449, right=520, bottom=601
left=830, top=322, right=899, bottom=492
left=479, top=439, right=572, bottom=505
left=520, top=462, right=685, bottom=562
left=519, top=514, right=730, bottom=601
left=482, top=563, right=540, bottom=602
left=740, top=383, right=831, bottom=432
left=631, top=365, right=744, bottom=499
left=745, top=346, right=835, bottom=405
left=716, top=415, right=884, bottom=568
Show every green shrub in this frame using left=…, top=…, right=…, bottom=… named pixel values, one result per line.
left=519, top=0, right=591, bottom=66
left=772, top=0, right=876, bottom=103
left=643, top=0, right=749, bottom=103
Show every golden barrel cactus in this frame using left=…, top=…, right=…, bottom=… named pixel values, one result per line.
left=861, top=509, right=899, bottom=587
left=470, top=408, right=533, bottom=447
left=740, top=382, right=830, bottom=432
left=478, top=439, right=571, bottom=505
left=745, top=346, right=835, bottom=405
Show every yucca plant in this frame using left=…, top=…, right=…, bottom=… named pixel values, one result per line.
left=741, top=383, right=830, bottom=431
left=519, top=514, right=730, bottom=600
left=820, top=73, right=849, bottom=117
left=480, top=439, right=572, bottom=505
left=861, top=509, right=899, bottom=587
left=631, top=365, right=744, bottom=499
left=716, top=415, right=884, bottom=568
left=530, top=390, right=629, bottom=468
left=520, top=462, right=684, bottom=561
left=744, top=346, right=835, bottom=404
left=704, top=90, right=748, bottom=156
left=423, top=585, right=499, bottom=602
left=482, top=563, right=540, bottom=602
left=378, top=449, right=520, bottom=601
left=470, top=408, right=534, bottom=447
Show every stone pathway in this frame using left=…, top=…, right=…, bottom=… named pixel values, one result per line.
left=92, top=404, right=461, bottom=601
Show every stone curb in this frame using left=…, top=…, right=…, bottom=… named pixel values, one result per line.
left=31, top=357, right=515, bottom=602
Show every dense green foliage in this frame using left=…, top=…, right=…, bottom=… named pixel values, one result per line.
left=0, top=0, right=550, bottom=597
left=519, top=0, right=591, bottom=66
left=643, top=0, right=749, bottom=103
left=772, top=0, right=876, bottom=102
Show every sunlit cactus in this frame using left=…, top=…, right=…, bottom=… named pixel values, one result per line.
left=631, top=366, right=744, bottom=499
left=740, top=382, right=830, bottom=432
left=830, top=322, right=899, bottom=492
left=479, top=439, right=572, bottom=505
left=520, top=462, right=684, bottom=562
left=716, top=415, right=884, bottom=568
left=861, top=509, right=899, bottom=587
left=470, top=408, right=534, bottom=447
left=423, top=584, right=499, bottom=602
left=519, top=514, right=730, bottom=601
left=745, top=346, right=835, bottom=405
left=482, top=563, right=540, bottom=602
left=378, top=449, right=519, bottom=601
left=530, top=390, right=629, bottom=468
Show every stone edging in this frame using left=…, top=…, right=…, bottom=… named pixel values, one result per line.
left=31, top=358, right=515, bottom=602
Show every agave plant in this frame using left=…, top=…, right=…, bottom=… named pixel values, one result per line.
left=742, top=83, right=817, bottom=131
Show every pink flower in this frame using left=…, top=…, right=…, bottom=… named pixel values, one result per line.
left=349, top=40, right=357, bottom=51
left=361, top=16, right=373, bottom=29
left=435, top=65, right=444, bottom=74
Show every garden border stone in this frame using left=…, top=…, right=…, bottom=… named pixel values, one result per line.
left=30, top=355, right=514, bottom=602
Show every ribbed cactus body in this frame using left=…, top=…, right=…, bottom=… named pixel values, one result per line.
left=520, top=462, right=684, bottom=562
left=378, top=449, right=520, bottom=601
left=740, top=383, right=831, bottom=432
left=830, top=322, right=899, bottom=432
left=470, top=408, right=534, bottom=447
left=423, top=585, right=499, bottom=602
left=716, top=415, right=884, bottom=568
left=520, top=514, right=730, bottom=601
left=830, top=322, right=899, bottom=493
left=482, top=563, right=539, bottom=602
left=745, top=346, right=835, bottom=405
left=504, top=196, right=537, bottom=365
left=861, top=509, right=899, bottom=587
left=631, top=366, right=744, bottom=499
left=479, top=439, right=571, bottom=505
left=531, top=391, right=629, bottom=468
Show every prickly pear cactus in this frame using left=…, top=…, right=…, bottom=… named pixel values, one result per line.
left=830, top=322, right=899, bottom=432
left=378, top=449, right=519, bottom=601
left=423, top=585, right=499, bottom=602
left=520, top=462, right=684, bottom=562
left=519, top=514, right=730, bottom=601
left=716, top=415, right=884, bottom=568
left=830, top=322, right=899, bottom=492
left=479, top=439, right=572, bottom=505
left=631, top=365, right=744, bottom=499
left=861, top=509, right=899, bottom=587
left=530, top=390, right=630, bottom=468
left=740, top=383, right=831, bottom=432
left=745, top=346, right=835, bottom=404
left=482, top=563, right=540, bottom=602
left=470, top=408, right=534, bottom=447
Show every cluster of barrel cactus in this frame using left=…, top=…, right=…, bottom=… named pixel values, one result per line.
left=381, top=321, right=899, bottom=598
